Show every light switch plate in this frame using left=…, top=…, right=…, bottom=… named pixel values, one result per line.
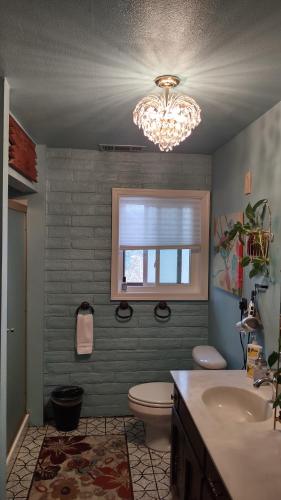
left=244, top=171, right=252, bottom=195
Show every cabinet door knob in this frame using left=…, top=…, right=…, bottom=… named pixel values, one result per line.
left=208, top=479, right=220, bottom=498
left=7, top=328, right=15, bottom=334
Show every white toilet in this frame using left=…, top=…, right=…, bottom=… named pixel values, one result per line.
left=128, top=382, right=173, bottom=452
left=128, top=347, right=226, bottom=452
left=192, top=345, right=227, bottom=370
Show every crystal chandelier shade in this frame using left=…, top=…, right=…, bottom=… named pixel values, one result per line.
left=133, top=75, right=201, bottom=152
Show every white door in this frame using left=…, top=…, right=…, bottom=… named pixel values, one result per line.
left=7, top=204, right=27, bottom=452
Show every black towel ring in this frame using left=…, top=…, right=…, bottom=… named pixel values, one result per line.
left=154, top=301, right=171, bottom=320
left=75, top=301, right=95, bottom=316
left=115, top=301, right=133, bottom=321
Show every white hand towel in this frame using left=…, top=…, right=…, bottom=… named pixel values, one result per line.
left=76, top=313, right=94, bottom=355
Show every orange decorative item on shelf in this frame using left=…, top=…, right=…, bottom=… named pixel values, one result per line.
left=9, top=115, right=38, bottom=182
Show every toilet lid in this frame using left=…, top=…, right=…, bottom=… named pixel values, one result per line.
left=128, top=382, right=173, bottom=406
left=192, top=345, right=227, bottom=369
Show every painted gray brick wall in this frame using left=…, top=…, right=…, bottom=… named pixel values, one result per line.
left=44, top=149, right=211, bottom=416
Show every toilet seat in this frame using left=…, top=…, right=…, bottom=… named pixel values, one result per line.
left=128, top=382, right=173, bottom=408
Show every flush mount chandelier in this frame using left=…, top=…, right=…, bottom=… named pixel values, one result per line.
left=133, top=75, right=201, bottom=152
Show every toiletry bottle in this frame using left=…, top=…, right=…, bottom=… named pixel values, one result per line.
left=253, top=351, right=267, bottom=382
left=121, top=276, right=127, bottom=292
left=246, top=335, right=262, bottom=378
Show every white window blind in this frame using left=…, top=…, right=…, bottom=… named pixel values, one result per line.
left=119, top=196, right=202, bottom=249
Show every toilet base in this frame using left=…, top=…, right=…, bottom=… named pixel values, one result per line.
left=144, top=422, right=171, bottom=452
left=128, top=398, right=172, bottom=452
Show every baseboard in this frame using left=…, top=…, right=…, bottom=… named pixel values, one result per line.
left=6, top=414, right=29, bottom=477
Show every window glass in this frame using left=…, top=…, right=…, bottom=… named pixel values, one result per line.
left=160, top=249, right=178, bottom=283
left=181, top=249, right=190, bottom=284
left=147, top=249, right=156, bottom=283
left=125, top=250, right=143, bottom=283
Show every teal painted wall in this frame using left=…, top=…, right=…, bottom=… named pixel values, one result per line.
left=210, top=101, right=281, bottom=368
left=44, top=150, right=211, bottom=416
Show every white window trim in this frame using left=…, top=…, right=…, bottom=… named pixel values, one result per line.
left=111, top=188, right=210, bottom=301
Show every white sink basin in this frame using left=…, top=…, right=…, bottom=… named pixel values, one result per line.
left=202, top=386, right=272, bottom=423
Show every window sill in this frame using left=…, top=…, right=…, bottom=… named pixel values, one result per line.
left=111, top=290, right=208, bottom=301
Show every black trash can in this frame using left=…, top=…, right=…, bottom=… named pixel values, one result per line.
left=51, top=386, right=84, bottom=431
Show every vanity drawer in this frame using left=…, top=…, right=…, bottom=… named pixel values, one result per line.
left=178, top=393, right=205, bottom=468
left=205, top=452, right=231, bottom=499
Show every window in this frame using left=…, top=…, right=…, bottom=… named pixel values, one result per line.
left=111, top=188, right=210, bottom=300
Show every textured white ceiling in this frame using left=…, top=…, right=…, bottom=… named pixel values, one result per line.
left=1, top=0, right=281, bottom=153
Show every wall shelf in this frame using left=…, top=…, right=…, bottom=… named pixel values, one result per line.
left=8, top=166, right=37, bottom=194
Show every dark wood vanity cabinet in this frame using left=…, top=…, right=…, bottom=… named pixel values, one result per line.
left=171, top=386, right=231, bottom=500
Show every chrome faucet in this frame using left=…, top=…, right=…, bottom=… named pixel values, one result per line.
left=253, top=375, right=276, bottom=402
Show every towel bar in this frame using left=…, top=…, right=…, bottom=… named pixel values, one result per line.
left=154, top=301, right=171, bottom=320
left=115, top=301, right=133, bottom=321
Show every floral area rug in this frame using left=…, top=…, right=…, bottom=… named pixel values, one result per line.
left=28, top=434, right=133, bottom=500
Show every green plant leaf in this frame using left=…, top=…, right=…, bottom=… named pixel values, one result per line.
left=241, top=256, right=251, bottom=267
left=252, top=199, right=267, bottom=212
left=227, top=228, right=238, bottom=240
left=245, top=203, right=255, bottom=223
left=249, top=267, right=260, bottom=278
left=260, top=203, right=267, bottom=223
left=252, top=257, right=266, bottom=264
left=268, top=351, right=279, bottom=368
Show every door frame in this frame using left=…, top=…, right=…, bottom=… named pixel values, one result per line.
left=8, top=199, right=27, bottom=213
left=0, top=77, right=10, bottom=498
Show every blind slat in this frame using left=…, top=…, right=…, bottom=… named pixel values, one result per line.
left=119, top=196, right=202, bottom=248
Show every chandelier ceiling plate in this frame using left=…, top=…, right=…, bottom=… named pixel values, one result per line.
left=154, top=75, right=180, bottom=89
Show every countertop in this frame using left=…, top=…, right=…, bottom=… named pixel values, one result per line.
left=171, top=370, right=281, bottom=500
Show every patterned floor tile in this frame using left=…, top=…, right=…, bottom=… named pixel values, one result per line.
left=15, top=438, right=44, bottom=463
left=158, top=490, right=173, bottom=499
left=25, top=426, right=46, bottom=438
left=129, top=459, right=154, bottom=475
left=127, top=443, right=152, bottom=466
left=126, top=418, right=146, bottom=446
left=154, top=473, right=170, bottom=490
left=86, top=416, right=106, bottom=435
left=106, top=416, right=125, bottom=434
left=6, top=476, right=33, bottom=499
left=131, top=473, right=158, bottom=492
left=133, top=490, right=160, bottom=499
left=150, top=449, right=171, bottom=474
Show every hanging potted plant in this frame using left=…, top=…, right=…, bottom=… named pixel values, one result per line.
left=220, top=199, right=273, bottom=278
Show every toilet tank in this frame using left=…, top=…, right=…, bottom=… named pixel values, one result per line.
left=192, top=345, right=227, bottom=370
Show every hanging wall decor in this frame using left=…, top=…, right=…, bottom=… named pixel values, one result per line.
left=213, top=212, right=244, bottom=296
left=9, top=115, right=38, bottom=182
left=218, top=200, right=273, bottom=279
